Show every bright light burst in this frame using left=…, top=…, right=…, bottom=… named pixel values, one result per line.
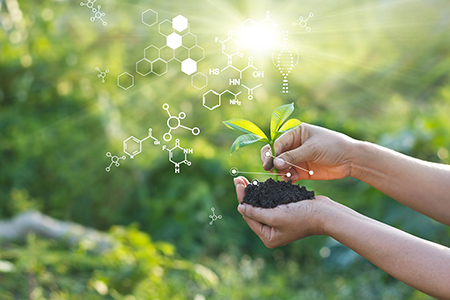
left=237, top=12, right=280, bottom=54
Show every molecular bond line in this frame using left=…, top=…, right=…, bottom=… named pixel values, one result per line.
left=229, top=167, right=292, bottom=178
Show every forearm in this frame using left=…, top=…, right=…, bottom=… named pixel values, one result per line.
left=350, top=141, right=450, bottom=225
left=322, top=200, right=450, bottom=299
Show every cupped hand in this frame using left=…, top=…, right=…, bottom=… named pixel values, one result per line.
left=261, top=123, right=357, bottom=183
left=234, top=176, right=330, bottom=248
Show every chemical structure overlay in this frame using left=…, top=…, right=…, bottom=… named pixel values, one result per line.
left=105, top=152, right=126, bottom=172
left=209, top=207, right=222, bottom=225
left=117, top=72, right=134, bottom=90
left=292, top=12, right=314, bottom=32
left=215, top=31, right=244, bottom=65
left=96, top=67, right=109, bottom=83
left=162, top=103, right=200, bottom=141
left=80, top=0, right=106, bottom=26
left=241, top=83, right=262, bottom=100
left=272, top=31, right=299, bottom=93
left=202, top=89, right=242, bottom=110
left=128, top=9, right=208, bottom=90
left=162, top=139, right=193, bottom=173
left=206, top=11, right=278, bottom=110
left=123, top=128, right=160, bottom=159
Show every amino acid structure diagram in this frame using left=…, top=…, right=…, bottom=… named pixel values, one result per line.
left=80, top=0, right=107, bottom=26
left=162, top=103, right=200, bottom=142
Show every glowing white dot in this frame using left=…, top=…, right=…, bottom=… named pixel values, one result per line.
left=265, top=151, right=271, bottom=157
left=286, top=172, right=291, bottom=178
left=309, top=170, right=314, bottom=175
left=232, top=169, right=236, bottom=174
left=252, top=180, right=259, bottom=186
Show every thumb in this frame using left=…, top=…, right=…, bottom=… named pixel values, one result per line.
left=238, top=204, right=277, bottom=227
left=273, top=144, right=313, bottom=170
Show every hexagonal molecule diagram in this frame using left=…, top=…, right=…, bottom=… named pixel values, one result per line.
left=105, top=128, right=160, bottom=172
left=205, top=11, right=279, bottom=108
left=128, top=9, right=208, bottom=90
left=117, top=72, right=134, bottom=90
left=162, top=139, right=193, bottom=173
left=142, top=8, right=158, bottom=27
left=123, top=128, right=160, bottom=159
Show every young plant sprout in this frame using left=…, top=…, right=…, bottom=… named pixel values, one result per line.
left=224, top=103, right=305, bottom=178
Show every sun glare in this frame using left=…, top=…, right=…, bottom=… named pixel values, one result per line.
left=238, top=22, right=280, bottom=54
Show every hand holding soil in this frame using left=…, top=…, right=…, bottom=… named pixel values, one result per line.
left=261, top=123, right=357, bottom=182
left=234, top=176, right=329, bottom=248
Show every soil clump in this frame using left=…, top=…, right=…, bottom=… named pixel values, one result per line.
left=242, top=178, right=315, bottom=208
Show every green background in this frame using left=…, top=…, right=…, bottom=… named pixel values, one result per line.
left=1, top=0, right=449, bottom=298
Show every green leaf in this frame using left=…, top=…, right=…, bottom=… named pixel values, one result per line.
left=230, top=134, right=264, bottom=154
left=279, top=118, right=301, bottom=132
left=223, top=119, right=268, bottom=140
left=273, top=118, right=302, bottom=140
left=270, top=103, right=294, bottom=140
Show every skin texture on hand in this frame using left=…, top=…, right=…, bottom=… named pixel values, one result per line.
left=261, top=123, right=358, bottom=182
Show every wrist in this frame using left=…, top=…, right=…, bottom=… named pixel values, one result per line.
left=348, top=140, right=375, bottom=181
left=319, top=198, right=356, bottom=238
left=312, top=196, right=342, bottom=236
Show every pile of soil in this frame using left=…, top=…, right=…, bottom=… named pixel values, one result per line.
left=242, top=178, right=315, bottom=208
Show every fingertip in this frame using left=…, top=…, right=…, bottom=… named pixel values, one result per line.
left=234, top=176, right=248, bottom=187
left=237, top=203, right=245, bottom=215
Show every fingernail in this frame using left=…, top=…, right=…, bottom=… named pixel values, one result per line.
left=274, top=158, right=286, bottom=168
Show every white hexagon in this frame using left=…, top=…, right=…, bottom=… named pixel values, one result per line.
left=191, top=72, right=208, bottom=90
left=172, top=15, right=188, bottom=32
left=202, top=90, right=221, bottom=110
left=136, top=58, right=152, bottom=76
left=142, top=9, right=158, bottom=27
left=181, top=58, right=197, bottom=75
left=117, top=72, right=134, bottom=90
left=167, top=33, right=182, bottom=50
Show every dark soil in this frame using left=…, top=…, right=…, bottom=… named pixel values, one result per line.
left=242, top=178, right=315, bottom=208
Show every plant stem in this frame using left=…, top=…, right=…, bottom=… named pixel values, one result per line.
left=270, top=142, right=279, bottom=181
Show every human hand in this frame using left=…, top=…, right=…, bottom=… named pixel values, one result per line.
left=234, top=176, right=330, bottom=248
left=261, top=123, right=357, bottom=182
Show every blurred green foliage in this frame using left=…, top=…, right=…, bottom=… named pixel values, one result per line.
left=1, top=0, right=449, bottom=298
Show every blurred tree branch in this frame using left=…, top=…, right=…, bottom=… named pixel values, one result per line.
left=0, top=211, right=114, bottom=252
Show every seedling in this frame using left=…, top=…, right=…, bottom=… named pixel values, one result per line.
left=223, top=103, right=302, bottom=178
